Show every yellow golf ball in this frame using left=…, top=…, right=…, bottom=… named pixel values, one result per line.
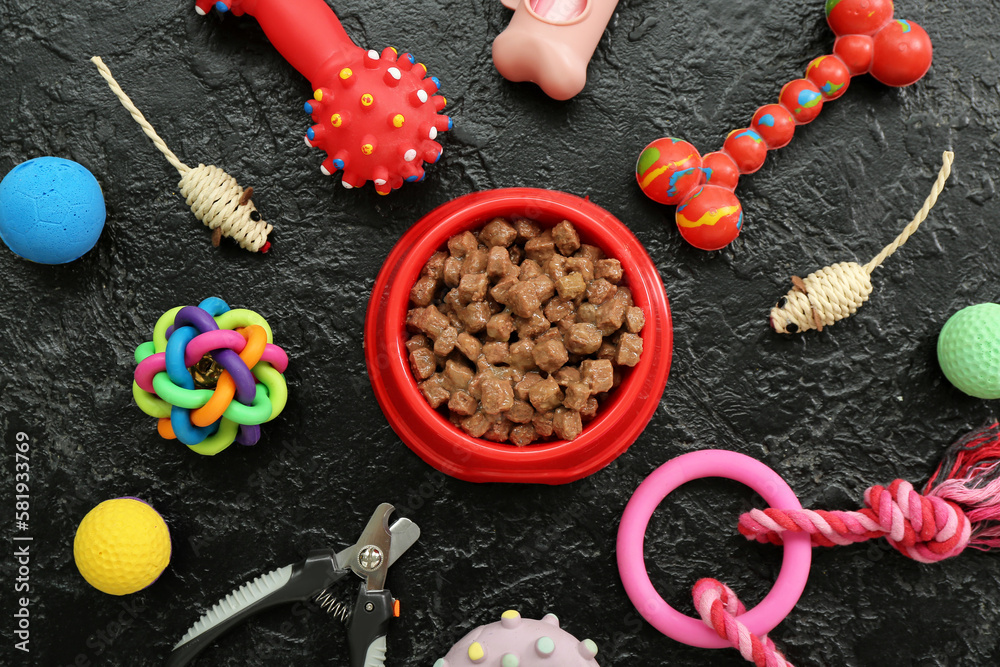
left=73, top=498, right=171, bottom=596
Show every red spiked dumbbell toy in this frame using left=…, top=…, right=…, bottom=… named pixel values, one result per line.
left=196, top=0, right=451, bottom=194
left=636, top=0, right=932, bottom=250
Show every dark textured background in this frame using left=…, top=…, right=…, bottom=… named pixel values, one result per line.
left=2, top=0, right=1000, bottom=665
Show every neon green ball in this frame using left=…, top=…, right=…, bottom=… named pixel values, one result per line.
left=938, top=303, right=1000, bottom=399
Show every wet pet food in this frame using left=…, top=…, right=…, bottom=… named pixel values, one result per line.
left=406, top=217, right=645, bottom=446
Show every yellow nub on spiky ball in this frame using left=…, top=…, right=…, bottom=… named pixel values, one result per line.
left=313, top=89, right=323, bottom=101
left=73, top=498, right=171, bottom=596
left=362, top=143, right=374, bottom=155
left=331, top=113, right=343, bottom=127
left=361, top=93, right=374, bottom=107
left=340, top=68, right=353, bottom=79
left=393, top=114, right=405, bottom=128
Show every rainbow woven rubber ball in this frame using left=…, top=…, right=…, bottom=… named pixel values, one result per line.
left=132, top=297, right=289, bottom=455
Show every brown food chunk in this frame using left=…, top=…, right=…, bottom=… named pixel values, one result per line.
left=462, top=248, right=488, bottom=276
left=508, top=282, right=541, bottom=318
left=615, top=333, right=643, bottom=367
left=410, top=275, right=438, bottom=307
left=552, top=220, right=581, bottom=255
left=405, top=334, right=431, bottom=352
left=461, top=302, right=492, bottom=333
left=524, top=230, right=556, bottom=263
left=535, top=327, right=563, bottom=346
left=595, top=290, right=629, bottom=334
left=626, top=306, right=646, bottom=333
left=414, top=305, right=450, bottom=339
left=480, top=376, right=514, bottom=414
left=514, top=217, right=542, bottom=242
left=408, top=348, right=437, bottom=380
left=490, top=275, right=519, bottom=305
left=594, top=259, right=623, bottom=284
left=555, top=317, right=577, bottom=335
left=433, top=326, right=458, bottom=356
left=581, top=359, right=614, bottom=394
left=544, top=297, right=575, bottom=324
left=486, top=311, right=515, bottom=342
left=507, top=400, right=535, bottom=424
left=483, top=341, right=510, bottom=365
left=448, top=391, right=478, bottom=416
left=508, top=245, right=524, bottom=265
left=564, top=323, right=603, bottom=355
left=575, top=244, right=604, bottom=263
left=456, top=333, right=481, bottom=361
left=509, top=424, right=538, bottom=447
left=532, top=339, right=569, bottom=373
left=448, top=231, right=478, bottom=258
left=586, top=278, right=617, bottom=305
left=543, top=255, right=567, bottom=281
left=516, top=312, right=550, bottom=339
left=553, top=367, right=581, bottom=386
left=460, top=411, right=492, bottom=438
left=483, top=418, right=514, bottom=443
left=553, top=408, right=583, bottom=440
left=563, top=382, right=590, bottom=411
left=518, top=259, right=543, bottom=281
left=479, top=218, right=517, bottom=247
left=580, top=397, right=599, bottom=420
left=419, top=374, right=451, bottom=409
left=443, top=256, right=463, bottom=287
left=444, top=359, right=474, bottom=391
left=509, top=340, right=537, bottom=371
left=458, top=273, right=489, bottom=304
left=597, top=341, right=617, bottom=361
left=577, top=303, right=597, bottom=324
left=530, top=274, right=556, bottom=302
left=422, top=251, right=448, bottom=281
left=617, top=286, right=634, bottom=308
left=528, top=376, right=564, bottom=411
left=532, top=410, right=555, bottom=437
left=565, top=257, right=594, bottom=282
left=556, top=273, right=587, bottom=300
left=487, top=245, right=514, bottom=278
left=515, top=372, right=543, bottom=401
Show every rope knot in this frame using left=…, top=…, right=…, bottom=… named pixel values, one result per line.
left=862, top=480, right=971, bottom=563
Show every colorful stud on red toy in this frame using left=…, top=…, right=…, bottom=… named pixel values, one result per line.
left=636, top=0, right=933, bottom=250
left=132, top=297, right=289, bottom=455
left=196, top=0, right=451, bottom=194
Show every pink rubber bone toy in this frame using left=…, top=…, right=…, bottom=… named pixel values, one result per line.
left=196, top=0, right=451, bottom=194
left=493, top=0, right=619, bottom=100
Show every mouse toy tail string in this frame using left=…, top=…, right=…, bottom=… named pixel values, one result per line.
left=737, top=420, right=1000, bottom=563
left=770, top=150, right=955, bottom=334
left=90, top=56, right=272, bottom=253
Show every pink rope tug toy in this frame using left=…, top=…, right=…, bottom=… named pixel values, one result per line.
left=619, top=422, right=1000, bottom=667
left=196, top=0, right=451, bottom=194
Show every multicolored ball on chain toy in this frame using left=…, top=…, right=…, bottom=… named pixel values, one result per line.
left=636, top=0, right=933, bottom=250
left=197, top=0, right=451, bottom=194
left=132, top=297, right=289, bottom=455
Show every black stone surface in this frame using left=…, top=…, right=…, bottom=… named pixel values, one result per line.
left=2, top=0, right=1000, bottom=665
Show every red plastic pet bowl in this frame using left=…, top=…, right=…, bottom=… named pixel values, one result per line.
left=365, top=188, right=672, bottom=484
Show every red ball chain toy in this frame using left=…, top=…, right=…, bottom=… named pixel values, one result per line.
left=196, top=0, right=451, bottom=194
left=636, top=0, right=933, bottom=251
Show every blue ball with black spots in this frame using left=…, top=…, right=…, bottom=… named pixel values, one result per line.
left=0, top=157, right=106, bottom=264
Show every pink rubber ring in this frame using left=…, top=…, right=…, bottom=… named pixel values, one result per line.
left=617, top=450, right=812, bottom=648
